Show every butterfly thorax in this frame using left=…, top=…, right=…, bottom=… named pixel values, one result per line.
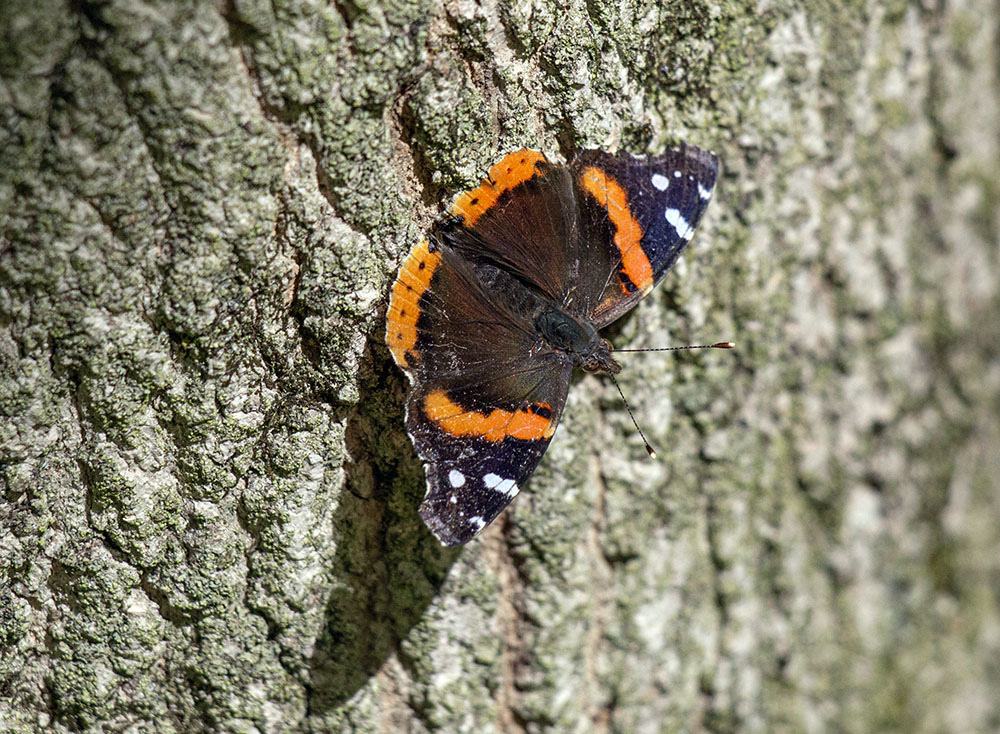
left=533, top=307, right=621, bottom=374
left=469, top=253, right=621, bottom=375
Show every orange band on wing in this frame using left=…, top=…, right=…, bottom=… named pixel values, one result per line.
left=578, top=166, right=652, bottom=293
left=450, top=149, right=548, bottom=227
left=385, top=239, right=442, bottom=369
left=424, top=390, right=556, bottom=442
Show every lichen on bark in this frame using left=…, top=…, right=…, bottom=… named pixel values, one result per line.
left=2, top=0, right=998, bottom=732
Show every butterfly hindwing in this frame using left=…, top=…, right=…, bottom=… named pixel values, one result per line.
left=443, top=149, right=579, bottom=303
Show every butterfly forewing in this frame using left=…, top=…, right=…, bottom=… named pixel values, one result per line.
left=568, top=145, right=718, bottom=327
left=411, top=370, right=570, bottom=546
left=387, top=236, right=571, bottom=545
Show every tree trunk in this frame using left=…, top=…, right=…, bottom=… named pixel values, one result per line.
left=2, top=0, right=998, bottom=731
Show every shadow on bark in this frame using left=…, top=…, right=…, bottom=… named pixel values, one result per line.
left=307, top=341, right=459, bottom=709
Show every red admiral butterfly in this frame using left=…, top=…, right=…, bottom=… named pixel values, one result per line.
left=386, top=144, right=719, bottom=546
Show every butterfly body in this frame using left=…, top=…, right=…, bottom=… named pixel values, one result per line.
left=386, top=145, right=719, bottom=545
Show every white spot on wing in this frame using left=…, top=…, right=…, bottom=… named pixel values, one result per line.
left=673, top=170, right=682, bottom=178
left=665, top=208, right=694, bottom=241
left=468, top=516, right=486, bottom=533
left=697, top=182, right=712, bottom=200
left=448, top=469, right=466, bottom=488
left=483, top=473, right=519, bottom=497
left=496, top=478, right=518, bottom=497
left=651, top=173, right=669, bottom=191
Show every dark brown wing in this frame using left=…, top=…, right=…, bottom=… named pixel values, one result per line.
left=441, top=149, right=579, bottom=303
left=385, top=238, right=570, bottom=546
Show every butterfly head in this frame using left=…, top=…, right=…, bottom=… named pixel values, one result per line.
left=581, top=338, right=620, bottom=375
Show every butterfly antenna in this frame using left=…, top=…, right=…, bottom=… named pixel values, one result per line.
left=614, top=342, right=735, bottom=353
left=607, top=372, right=657, bottom=458
left=607, top=341, right=736, bottom=457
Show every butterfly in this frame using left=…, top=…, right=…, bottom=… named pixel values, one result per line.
left=386, top=144, right=719, bottom=545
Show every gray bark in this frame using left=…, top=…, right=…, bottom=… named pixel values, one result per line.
left=2, top=0, right=998, bottom=732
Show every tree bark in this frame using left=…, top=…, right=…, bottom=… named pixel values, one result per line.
left=2, top=0, right=998, bottom=732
